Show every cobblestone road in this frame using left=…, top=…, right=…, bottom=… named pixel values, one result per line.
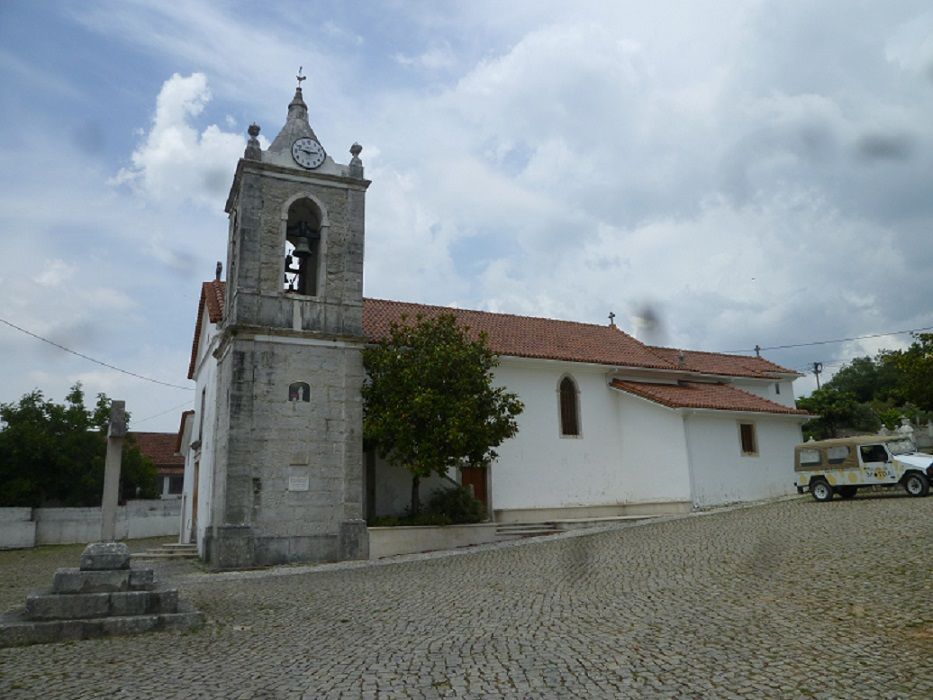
left=1, top=494, right=931, bottom=698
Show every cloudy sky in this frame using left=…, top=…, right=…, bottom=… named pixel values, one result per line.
left=1, top=1, right=932, bottom=431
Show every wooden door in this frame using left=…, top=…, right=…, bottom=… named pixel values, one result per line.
left=460, top=466, right=488, bottom=511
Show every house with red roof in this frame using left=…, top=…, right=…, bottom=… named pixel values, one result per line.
left=130, top=431, right=185, bottom=498
left=176, top=81, right=809, bottom=567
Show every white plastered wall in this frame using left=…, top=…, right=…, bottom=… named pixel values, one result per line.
left=615, top=392, right=692, bottom=504
left=490, top=359, right=691, bottom=514
left=685, top=412, right=803, bottom=507
left=180, top=306, right=220, bottom=552
left=732, top=378, right=798, bottom=408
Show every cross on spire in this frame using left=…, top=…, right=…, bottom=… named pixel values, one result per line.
left=296, top=66, right=306, bottom=87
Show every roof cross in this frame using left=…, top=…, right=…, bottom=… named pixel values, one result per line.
left=296, top=66, right=306, bottom=87
left=608, top=311, right=616, bottom=327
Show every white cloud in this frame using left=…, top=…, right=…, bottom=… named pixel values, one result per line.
left=113, top=73, right=244, bottom=207
left=394, top=42, right=457, bottom=70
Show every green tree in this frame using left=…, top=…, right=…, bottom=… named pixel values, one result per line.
left=878, top=333, right=933, bottom=412
left=362, top=314, right=524, bottom=515
left=796, top=386, right=880, bottom=440
left=0, top=383, right=157, bottom=507
left=824, top=355, right=898, bottom=403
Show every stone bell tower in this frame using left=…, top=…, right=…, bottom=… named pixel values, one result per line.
left=206, top=72, right=370, bottom=568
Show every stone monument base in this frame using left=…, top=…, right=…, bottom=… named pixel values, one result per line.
left=0, top=542, right=203, bottom=648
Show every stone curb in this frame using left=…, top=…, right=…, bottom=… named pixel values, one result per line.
left=179, top=494, right=805, bottom=586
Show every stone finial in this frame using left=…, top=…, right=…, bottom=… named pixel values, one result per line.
left=349, top=142, right=364, bottom=178
left=677, top=350, right=686, bottom=367
left=245, top=123, right=262, bottom=160
left=215, top=261, right=223, bottom=280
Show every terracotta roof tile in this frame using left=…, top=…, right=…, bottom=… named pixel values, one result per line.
left=610, top=380, right=810, bottom=415
left=646, top=346, right=800, bottom=379
left=130, top=431, right=185, bottom=471
left=188, top=282, right=797, bottom=380
left=187, top=280, right=225, bottom=379
left=362, top=298, right=676, bottom=370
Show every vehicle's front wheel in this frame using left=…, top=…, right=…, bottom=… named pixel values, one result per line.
left=811, top=479, right=833, bottom=502
left=838, top=486, right=857, bottom=499
left=903, top=472, right=930, bottom=497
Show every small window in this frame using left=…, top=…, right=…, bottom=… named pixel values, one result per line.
left=860, top=444, right=888, bottom=464
left=558, top=376, right=580, bottom=437
left=168, top=476, right=184, bottom=494
left=739, top=423, right=757, bottom=455
left=774, top=383, right=781, bottom=395
left=799, top=449, right=821, bottom=467
left=827, top=446, right=850, bottom=464
left=288, top=382, right=310, bottom=402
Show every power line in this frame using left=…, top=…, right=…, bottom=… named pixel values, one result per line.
left=718, top=324, right=933, bottom=355
left=0, top=317, right=193, bottom=391
left=133, top=400, right=193, bottom=425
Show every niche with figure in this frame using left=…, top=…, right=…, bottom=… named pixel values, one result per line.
left=288, top=381, right=311, bottom=402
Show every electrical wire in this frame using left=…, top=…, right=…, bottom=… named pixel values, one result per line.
left=717, top=324, right=933, bottom=355
left=133, top=400, right=194, bottom=425
left=0, top=317, right=193, bottom=391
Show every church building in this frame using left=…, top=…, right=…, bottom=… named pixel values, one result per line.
left=179, top=80, right=809, bottom=568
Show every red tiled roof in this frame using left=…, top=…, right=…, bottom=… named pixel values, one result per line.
left=130, top=432, right=185, bottom=472
left=610, top=380, right=810, bottom=415
left=187, top=281, right=798, bottom=380
left=362, top=298, right=675, bottom=370
left=646, top=346, right=799, bottom=379
left=187, top=280, right=225, bottom=379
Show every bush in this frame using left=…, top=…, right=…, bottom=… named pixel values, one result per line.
left=425, top=485, right=487, bottom=524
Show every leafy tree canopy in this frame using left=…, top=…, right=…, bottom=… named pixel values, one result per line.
left=0, top=383, right=157, bottom=507
left=362, top=314, right=524, bottom=515
left=797, top=333, right=933, bottom=439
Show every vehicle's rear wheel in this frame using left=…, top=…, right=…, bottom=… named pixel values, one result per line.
left=811, top=479, right=833, bottom=502
left=838, top=486, right=857, bottom=499
left=903, top=472, right=930, bottom=497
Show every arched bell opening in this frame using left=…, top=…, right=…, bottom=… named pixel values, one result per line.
left=283, top=198, right=322, bottom=296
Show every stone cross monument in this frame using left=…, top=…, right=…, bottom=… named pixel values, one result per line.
left=100, top=399, right=126, bottom=541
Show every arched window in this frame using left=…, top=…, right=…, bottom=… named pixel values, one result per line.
left=288, top=382, right=310, bottom=402
left=558, top=376, right=580, bottom=437
left=283, top=198, right=322, bottom=296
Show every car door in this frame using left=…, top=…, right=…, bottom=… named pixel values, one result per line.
left=859, top=443, right=896, bottom=483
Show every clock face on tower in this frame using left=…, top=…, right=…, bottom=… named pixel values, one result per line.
left=291, top=137, right=326, bottom=169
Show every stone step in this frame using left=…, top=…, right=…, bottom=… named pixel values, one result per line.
left=132, top=551, right=199, bottom=560
left=52, top=567, right=154, bottom=594
left=25, top=588, right=178, bottom=621
left=160, top=543, right=197, bottom=551
left=495, top=522, right=562, bottom=539
left=0, top=603, right=204, bottom=648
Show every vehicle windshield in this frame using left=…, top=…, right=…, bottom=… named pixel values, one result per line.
left=886, top=438, right=915, bottom=455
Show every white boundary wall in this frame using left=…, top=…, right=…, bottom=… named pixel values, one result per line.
left=0, top=500, right=180, bottom=549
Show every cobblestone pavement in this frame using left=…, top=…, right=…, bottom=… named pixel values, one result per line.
left=1, top=494, right=931, bottom=699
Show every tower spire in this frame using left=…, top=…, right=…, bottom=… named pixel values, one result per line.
left=287, top=67, right=309, bottom=122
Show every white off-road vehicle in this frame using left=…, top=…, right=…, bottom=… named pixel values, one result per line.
left=794, top=435, right=933, bottom=501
